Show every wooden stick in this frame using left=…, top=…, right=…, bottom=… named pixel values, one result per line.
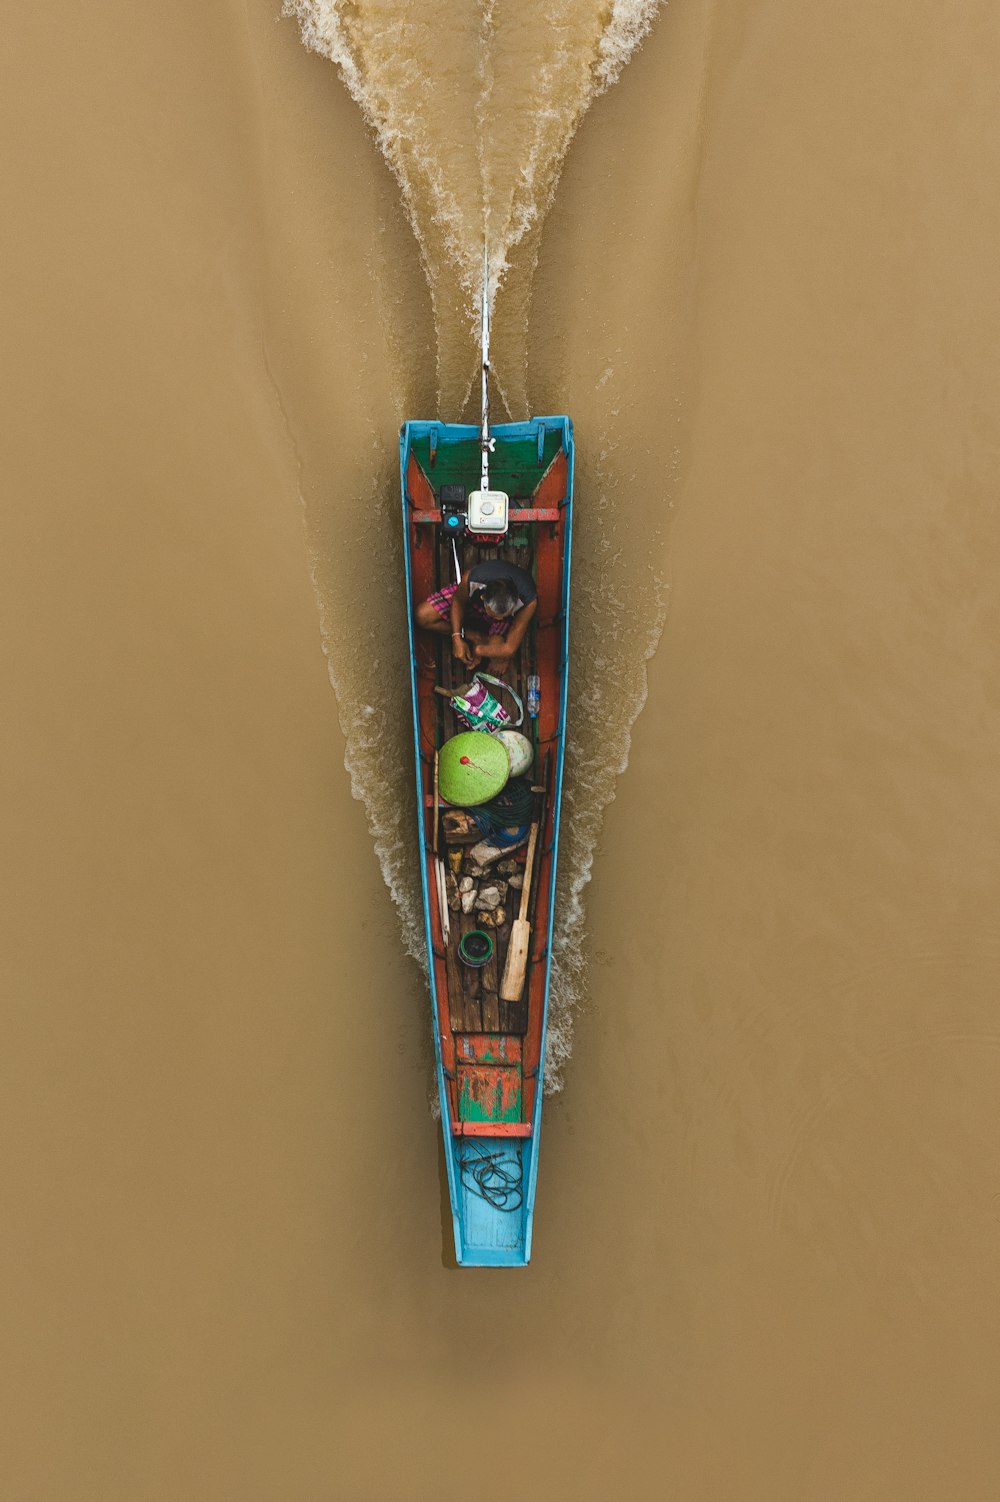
left=432, top=749, right=440, bottom=855
left=499, top=819, right=540, bottom=1003
left=505, top=750, right=550, bottom=1005
left=516, top=824, right=539, bottom=925
left=436, top=857, right=450, bottom=946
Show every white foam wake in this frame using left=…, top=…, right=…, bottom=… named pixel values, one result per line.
left=283, top=0, right=667, bottom=1091
left=283, top=0, right=663, bottom=409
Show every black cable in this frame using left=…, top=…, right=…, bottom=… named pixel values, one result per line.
left=457, top=1143, right=524, bottom=1212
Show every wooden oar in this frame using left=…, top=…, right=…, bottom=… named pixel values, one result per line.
left=499, top=819, right=540, bottom=1003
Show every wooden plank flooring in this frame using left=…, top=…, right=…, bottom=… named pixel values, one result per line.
left=444, top=926, right=467, bottom=1034
left=457, top=908, right=483, bottom=1033
left=432, top=501, right=541, bottom=1036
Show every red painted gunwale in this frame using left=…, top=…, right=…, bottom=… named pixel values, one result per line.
left=406, top=444, right=567, bottom=1133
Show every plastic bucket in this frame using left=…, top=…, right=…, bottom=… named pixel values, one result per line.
left=458, top=929, right=494, bottom=968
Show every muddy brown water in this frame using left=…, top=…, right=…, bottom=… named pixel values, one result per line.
left=4, top=1, right=1000, bottom=1497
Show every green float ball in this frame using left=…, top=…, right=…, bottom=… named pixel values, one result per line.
left=438, top=732, right=510, bottom=807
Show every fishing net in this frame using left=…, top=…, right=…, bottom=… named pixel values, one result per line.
left=468, top=776, right=535, bottom=843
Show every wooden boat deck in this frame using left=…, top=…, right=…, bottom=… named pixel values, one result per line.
left=407, top=425, right=568, bottom=1136
left=434, top=521, right=538, bottom=1038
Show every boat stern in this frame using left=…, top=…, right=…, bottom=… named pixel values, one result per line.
left=449, top=1130, right=535, bottom=1268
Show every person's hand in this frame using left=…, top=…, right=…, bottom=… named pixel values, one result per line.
left=452, top=634, right=474, bottom=667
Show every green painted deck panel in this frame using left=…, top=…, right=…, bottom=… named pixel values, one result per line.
left=457, top=1063, right=523, bottom=1123
left=411, top=432, right=562, bottom=501
left=456, top=1036, right=517, bottom=1065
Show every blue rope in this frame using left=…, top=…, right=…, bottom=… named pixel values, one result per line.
left=468, top=814, right=529, bottom=845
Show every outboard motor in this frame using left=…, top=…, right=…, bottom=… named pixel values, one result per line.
left=439, top=484, right=467, bottom=539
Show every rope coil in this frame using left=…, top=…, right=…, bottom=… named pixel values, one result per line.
left=457, top=1143, right=523, bottom=1213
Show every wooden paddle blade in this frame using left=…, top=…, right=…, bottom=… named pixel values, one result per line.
left=500, top=917, right=530, bottom=1002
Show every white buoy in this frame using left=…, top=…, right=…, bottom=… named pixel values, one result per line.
left=497, top=730, right=534, bottom=778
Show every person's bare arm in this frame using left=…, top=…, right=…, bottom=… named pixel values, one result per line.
left=473, top=599, right=537, bottom=661
left=450, top=573, right=475, bottom=665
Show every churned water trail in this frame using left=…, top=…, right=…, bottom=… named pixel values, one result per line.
left=283, top=0, right=662, bottom=408
left=283, top=0, right=667, bottom=1087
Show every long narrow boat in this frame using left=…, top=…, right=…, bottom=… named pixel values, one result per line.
left=400, top=276, right=573, bottom=1266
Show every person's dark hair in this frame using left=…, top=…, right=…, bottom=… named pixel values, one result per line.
left=481, top=578, right=520, bottom=618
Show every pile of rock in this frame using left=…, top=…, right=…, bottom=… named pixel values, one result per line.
left=444, top=837, right=528, bottom=931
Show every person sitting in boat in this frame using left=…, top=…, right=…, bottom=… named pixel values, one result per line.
left=416, top=560, right=537, bottom=669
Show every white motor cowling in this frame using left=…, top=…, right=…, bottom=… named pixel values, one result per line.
left=468, top=489, right=509, bottom=536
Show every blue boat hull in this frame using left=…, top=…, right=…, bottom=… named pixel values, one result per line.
left=400, top=417, right=573, bottom=1266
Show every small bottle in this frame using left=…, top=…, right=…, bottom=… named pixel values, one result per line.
left=527, top=674, right=540, bottom=718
